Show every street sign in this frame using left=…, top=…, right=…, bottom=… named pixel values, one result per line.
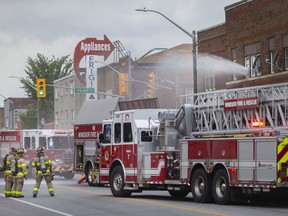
left=73, top=35, right=115, bottom=84
left=74, top=87, right=95, bottom=94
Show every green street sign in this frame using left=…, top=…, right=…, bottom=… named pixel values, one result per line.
left=74, top=87, right=95, bottom=94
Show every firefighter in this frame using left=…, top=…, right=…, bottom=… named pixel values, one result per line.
left=32, top=146, right=54, bottom=197
left=3, top=147, right=17, bottom=197
left=12, top=148, right=28, bottom=198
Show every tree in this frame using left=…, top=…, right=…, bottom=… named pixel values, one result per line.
left=20, top=53, right=73, bottom=127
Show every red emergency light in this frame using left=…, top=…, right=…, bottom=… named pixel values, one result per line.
left=251, top=121, right=264, bottom=127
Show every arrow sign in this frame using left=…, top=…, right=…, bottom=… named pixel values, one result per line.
left=74, top=35, right=115, bottom=84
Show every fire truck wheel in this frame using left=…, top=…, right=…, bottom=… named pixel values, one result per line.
left=212, top=169, right=231, bottom=205
left=191, top=169, right=212, bottom=203
left=110, top=166, right=132, bottom=197
left=168, top=190, right=189, bottom=199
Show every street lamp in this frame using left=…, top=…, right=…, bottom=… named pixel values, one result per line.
left=135, top=8, right=198, bottom=101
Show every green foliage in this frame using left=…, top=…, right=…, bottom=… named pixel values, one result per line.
left=19, top=53, right=73, bottom=128
left=19, top=105, right=37, bottom=129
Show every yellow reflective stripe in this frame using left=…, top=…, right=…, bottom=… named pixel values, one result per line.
left=277, top=137, right=288, bottom=183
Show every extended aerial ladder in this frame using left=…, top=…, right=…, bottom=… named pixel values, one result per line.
left=180, top=83, right=288, bottom=137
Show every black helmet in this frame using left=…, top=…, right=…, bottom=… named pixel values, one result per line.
left=11, top=147, right=17, bottom=154
left=16, top=148, right=25, bottom=155
left=36, top=146, right=45, bottom=154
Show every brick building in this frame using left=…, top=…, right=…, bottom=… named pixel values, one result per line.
left=197, top=0, right=288, bottom=90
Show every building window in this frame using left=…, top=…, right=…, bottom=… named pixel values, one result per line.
left=285, top=48, right=288, bottom=70
left=244, top=43, right=261, bottom=77
left=55, top=87, right=60, bottom=99
left=60, top=85, right=63, bottom=97
left=268, top=37, right=275, bottom=73
left=268, top=51, right=276, bottom=73
left=244, top=54, right=261, bottom=77
left=70, top=80, right=74, bottom=94
left=65, top=110, right=68, bottom=122
left=71, top=110, right=74, bottom=122
left=65, top=82, right=68, bottom=95
left=60, top=111, right=64, bottom=123
left=55, top=112, right=59, bottom=125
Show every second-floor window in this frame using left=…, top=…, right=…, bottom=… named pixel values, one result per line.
left=244, top=42, right=261, bottom=77
left=285, top=48, right=288, bottom=70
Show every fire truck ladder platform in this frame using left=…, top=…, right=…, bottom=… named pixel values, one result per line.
left=190, top=82, right=288, bottom=136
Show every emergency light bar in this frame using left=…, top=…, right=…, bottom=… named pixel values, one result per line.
left=252, top=121, right=264, bottom=127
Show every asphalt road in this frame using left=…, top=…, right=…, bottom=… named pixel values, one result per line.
left=1, top=174, right=288, bottom=216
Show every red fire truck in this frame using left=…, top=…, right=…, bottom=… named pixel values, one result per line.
left=74, top=97, right=159, bottom=185
left=75, top=82, right=288, bottom=204
left=0, top=129, right=74, bottom=179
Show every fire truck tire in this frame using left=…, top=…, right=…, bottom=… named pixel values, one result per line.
left=168, top=190, right=189, bottom=199
left=191, top=169, right=212, bottom=203
left=212, top=169, right=231, bottom=205
left=110, top=166, right=132, bottom=197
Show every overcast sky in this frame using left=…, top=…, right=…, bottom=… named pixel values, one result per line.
left=0, top=0, right=239, bottom=106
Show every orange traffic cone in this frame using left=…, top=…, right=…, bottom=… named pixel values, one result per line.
left=77, top=175, right=86, bottom=184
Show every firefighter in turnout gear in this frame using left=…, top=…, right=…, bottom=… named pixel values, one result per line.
left=3, top=147, right=17, bottom=197
left=32, top=146, right=54, bottom=197
left=12, top=148, right=28, bottom=198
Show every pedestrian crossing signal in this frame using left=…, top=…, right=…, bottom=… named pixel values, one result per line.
left=36, top=78, right=46, bottom=98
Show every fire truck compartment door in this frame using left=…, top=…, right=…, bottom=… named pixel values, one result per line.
left=238, top=138, right=277, bottom=182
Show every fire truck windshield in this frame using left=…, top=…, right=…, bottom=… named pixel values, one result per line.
left=48, top=136, right=73, bottom=150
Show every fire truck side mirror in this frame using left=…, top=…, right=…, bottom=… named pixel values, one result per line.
left=99, top=133, right=104, bottom=142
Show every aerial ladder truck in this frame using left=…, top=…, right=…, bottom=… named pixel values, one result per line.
left=94, top=82, right=288, bottom=204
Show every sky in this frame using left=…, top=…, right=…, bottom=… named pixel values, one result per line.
left=0, top=0, right=239, bottom=107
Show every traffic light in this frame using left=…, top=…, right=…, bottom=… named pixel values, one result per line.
left=36, top=78, right=46, bottom=98
left=147, top=72, right=156, bottom=98
left=119, top=73, right=128, bottom=96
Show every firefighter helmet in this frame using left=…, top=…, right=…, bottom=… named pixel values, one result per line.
left=16, top=148, right=25, bottom=155
left=11, top=147, right=17, bottom=155
left=36, top=146, right=45, bottom=154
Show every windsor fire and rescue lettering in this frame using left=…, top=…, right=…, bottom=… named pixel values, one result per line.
left=224, top=97, right=258, bottom=110
left=74, top=125, right=102, bottom=140
left=0, top=135, right=17, bottom=142
left=0, top=131, right=20, bottom=142
left=78, top=131, right=98, bottom=138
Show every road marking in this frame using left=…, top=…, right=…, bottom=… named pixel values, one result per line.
left=56, top=185, right=230, bottom=216
left=0, top=194, right=73, bottom=216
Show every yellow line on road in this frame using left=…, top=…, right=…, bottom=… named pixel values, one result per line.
left=56, top=185, right=230, bottom=216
